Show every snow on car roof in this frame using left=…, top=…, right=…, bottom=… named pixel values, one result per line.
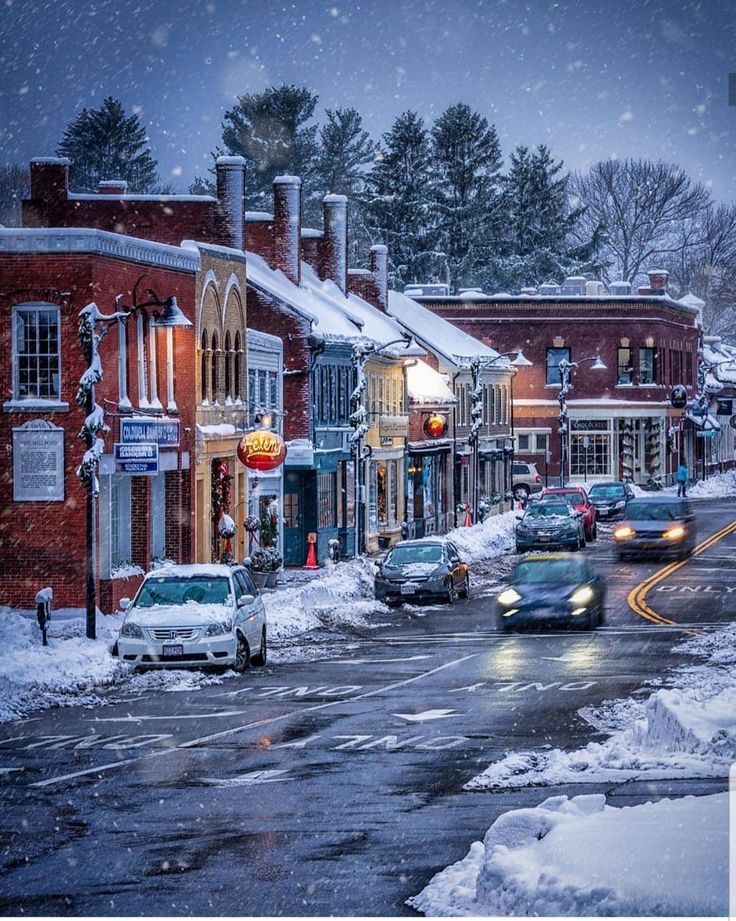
left=144, top=563, right=238, bottom=579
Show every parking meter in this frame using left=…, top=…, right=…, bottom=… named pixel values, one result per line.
left=35, top=587, right=53, bottom=646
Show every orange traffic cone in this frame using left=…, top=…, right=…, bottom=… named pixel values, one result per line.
left=464, top=505, right=473, bottom=527
left=304, top=532, right=319, bottom=570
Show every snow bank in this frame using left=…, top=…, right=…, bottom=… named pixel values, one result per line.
left=409, top=792, right=728, bottom=917
left=441, top=509, right=517, bottom=563
left=467, top=622, right=736, bottom=790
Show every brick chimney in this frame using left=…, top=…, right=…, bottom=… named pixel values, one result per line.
left=215, top=156, right=246, bottom=251
left=97, top=180, right=128, bottom=195
left=370, top=244, right=388, bottom=311
left=321, top=193, right=348, bottom=294
left=647, top=269, right=668, bottom=295
left=272, top=175, right=301, bottom=284
left=29, top=157, right=70, bottom=202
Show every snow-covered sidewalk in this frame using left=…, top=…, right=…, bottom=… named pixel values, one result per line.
left=410, top=620, right=736, bottom=916
left=0, top=511, right=517, bottom=723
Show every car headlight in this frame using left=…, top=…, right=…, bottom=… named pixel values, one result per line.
left=663, top=526, right=685, bottom=541
left=498, top=588, right=522, bottom=605
left=204, top=620, right=232, bottom=636
left=120, top=621, right=143, bottom=639
left=614, top=525, right=635, bottom=540
left=614, top=500, right=626, bottom=508
left=569, top=586, right=594, bottom=605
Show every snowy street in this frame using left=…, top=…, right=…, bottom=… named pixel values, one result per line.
left=1, top=497, right=735, bottom=915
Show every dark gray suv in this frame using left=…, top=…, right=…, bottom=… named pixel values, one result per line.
left=614, top=497, right=697, bottom=561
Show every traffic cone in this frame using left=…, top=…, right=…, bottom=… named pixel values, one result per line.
left=304, top=533, right=319, bottom=570
left=464, top=506, right=473, bottom=527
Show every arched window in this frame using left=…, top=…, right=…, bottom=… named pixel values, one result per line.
left=224, top=331, right=232, bottom=401
left=234, top=331, right=242, bottom=401
left=200, top=331, right=209, bottom=403
left=211, top=331, right=219, bottom=403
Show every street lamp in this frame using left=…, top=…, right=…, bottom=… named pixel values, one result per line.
left=76, top=290, right=191, bottom=640
left=349, top=334, right=412, bottom=557
left=557, top=355, right=607, bottom=487
left=454, top=350, right=532, bottom=523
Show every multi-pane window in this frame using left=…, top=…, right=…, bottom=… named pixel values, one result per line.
left=617, top=348, right=632, bottom=384
left=546, top=347, right=570, bottom=385
left=318, top=472, right=336, bottom=528
left=14, top=305, right=60, bottom=400
left=639, top=347, right=656, bottom=384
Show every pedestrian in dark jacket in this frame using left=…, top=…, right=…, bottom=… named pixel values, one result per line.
left=676, top=463, right=688, bottom=497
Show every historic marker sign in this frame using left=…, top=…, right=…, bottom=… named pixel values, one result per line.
left=12, top=419, right=64, bottom=502
left=237, top=430, right=287, bottom=471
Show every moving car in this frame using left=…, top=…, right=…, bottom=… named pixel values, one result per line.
left=614, top=497, right=697, bottom=561
left=374, top=538, right=470, bottom=605
left=587, top=481, right=635, bottom=519
left=515, top=499, right=585, bottom=552
left=115, top=563, right=267, bottom=671
left=511, top=461, right=543, bottom=501
left=496, top=553, right=606, bottom=631
left=540, top=486, right=597, bottom=541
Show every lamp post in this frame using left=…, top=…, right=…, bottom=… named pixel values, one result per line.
left=557, top=355, right=607, bottom=487
left=454, top=350, right=532, bottom=523
left=76, top=292, right=191, bottom=640
left=349, top=334, right=412, bottom=557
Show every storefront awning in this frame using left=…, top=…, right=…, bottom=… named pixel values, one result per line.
left=685, top=411, right=721, bottom=431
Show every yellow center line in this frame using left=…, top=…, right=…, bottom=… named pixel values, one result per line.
left=627, top=518, right=736, bottom=627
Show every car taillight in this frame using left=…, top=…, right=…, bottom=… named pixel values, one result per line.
left=535, top=475, right=541, bottom=482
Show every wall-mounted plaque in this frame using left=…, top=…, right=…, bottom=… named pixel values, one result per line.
left=13, top=419, right=65, bottom=502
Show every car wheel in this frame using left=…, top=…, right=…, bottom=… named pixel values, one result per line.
left=592, top=523, right=598, bottom=541
left=232, top=632, right=250, bottom=673
left=251, top=628, right=267, bottom=667
left=598, top=603, right=606, bottom=626
left=459, top=574, right=470, bottom=599
left=445, top=579, right=457, bottom=604
left=514, top=485, right=530, bottom=502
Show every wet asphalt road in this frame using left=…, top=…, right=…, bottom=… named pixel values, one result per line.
left=1, top=499, right=734, bottom=916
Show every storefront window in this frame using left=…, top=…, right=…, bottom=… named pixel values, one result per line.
left=376, top=462, right=387, bottom=526
left=570, top=433, right=611, bottom=477
left=318, top=472, right=336, bottom=528
left=389, top=460, right=398, bottom=526
left=368, top=463, right=378, bottom=533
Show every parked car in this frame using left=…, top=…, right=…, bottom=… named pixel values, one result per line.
left=374, top=539, right=470, bottom=605
left=587, top=481, right=635, bottom=519
left=614, top=497, right=697, bottom=561
left=515, top=499, right=585, bottom=552
left=511, top=461, right=543, bottom=501
left=496, top=553, right=606, bottom=631
left=540, top=486, right=597, bottom=541
left=115, top=564, right=267, bottom=672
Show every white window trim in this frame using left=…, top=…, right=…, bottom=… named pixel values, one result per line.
left=118, top=318, right=131, bottom=410
left=8, top=302, right=65, bottom=408
left=148, top=321, right=163, bottom=412
left=166, top=327, right=177, bottom=413
left=137, top=314, right=149, bottom=408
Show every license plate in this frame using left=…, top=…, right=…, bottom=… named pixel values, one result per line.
left=162, top=644, right=183, bottom=657
left=539, top=534, right=553, bottom=541
left=401, top=583, right=419, bottom=594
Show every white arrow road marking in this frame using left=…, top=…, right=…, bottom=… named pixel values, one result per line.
left=393, top=709, right=456, bottom=722
left=203, top=769, right=291, bottom=786
left=540, top=655, right=583, bottom=662
left=272, top=734, right=323, bottom=749
left=0, top=767, right=25, bottom=775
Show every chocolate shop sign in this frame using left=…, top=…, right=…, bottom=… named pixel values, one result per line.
left=570, top=420, right=609, bottom=432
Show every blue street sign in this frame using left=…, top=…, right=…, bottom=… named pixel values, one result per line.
left=120, top=418, right=180, bottom=446
left=695, top=430, right=718, bottom=438
left=114, top=442, right=159, bottom=474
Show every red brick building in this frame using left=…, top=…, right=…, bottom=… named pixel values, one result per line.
left=410, top=272, right=702, bottom=485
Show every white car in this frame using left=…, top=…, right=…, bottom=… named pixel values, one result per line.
left=115, top=564, right=267, bottom=672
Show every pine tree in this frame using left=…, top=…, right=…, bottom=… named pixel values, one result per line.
left=221, top=84, right=319, bottom=215
left=361, top=111, right=437, bottom=289
left=431, top=103, right=504, bottom=290
left=314, top=108, right=374, bottom=198
left=56, top=97, right=159, bottom=193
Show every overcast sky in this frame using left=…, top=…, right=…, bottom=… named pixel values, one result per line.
left=1, top=0, right=734, bottom=200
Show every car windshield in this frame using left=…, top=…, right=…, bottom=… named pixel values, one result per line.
left=134, top=576, right=232, bottom=607
left=386, top=544, right=443, bottom=565
left=513, top=559, right=588, bottom=584
left=589, top=484, right=626, bottom=498
left=543, top=492, right=582, bottom=506
left=625, top=501, right=686, bottom=521
left=525, top=503, right=570, bottom=519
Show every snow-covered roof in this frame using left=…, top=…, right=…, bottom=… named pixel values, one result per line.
left=301, top=265, right=424, bottom=357
left=678, top=292, right=705, bottom=309
left=245, top=211, right=273, bottom=221
left=406, top=360, right=456, bottom=405
left=387, top=288, right=499, bottom=368
left=245, top=251, right=362, bottom=341
left=703, top=337, right=736, bottom=385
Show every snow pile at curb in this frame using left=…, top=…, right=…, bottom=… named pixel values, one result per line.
left=440, top=510, right=517, bottom=563
left=408, top=792, right=728, bottom=917
left=265, top=557, right=388, bottom=641
left=687, top=467, right=736, bottom=498
left=466, top=623, right=736, bottom=790
left=0, top=608, right=125, bottom=722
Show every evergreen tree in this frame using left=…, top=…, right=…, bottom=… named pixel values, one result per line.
left=314, top=108, right=374, bottom=198
left=430, top=103, right=503, bottom=289
left=221, top=84, right=319, bottom=215
left=361, top=110, right=437, bottom=288
left=56, top=97, right=159, bottom=193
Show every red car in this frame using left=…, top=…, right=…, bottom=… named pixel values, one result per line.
left=539, top=487, right=597, bottom=541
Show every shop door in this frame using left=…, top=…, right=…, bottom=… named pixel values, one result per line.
left=283, top=472, right=304, bottom=565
